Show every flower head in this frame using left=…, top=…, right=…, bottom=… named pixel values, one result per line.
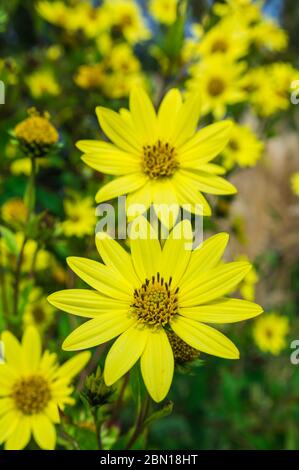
left=61, top=196, right=96, bottom=238
left=291, top=172, right=299, bottom=196
left=222, top=123, right=264, bottom=170
left=149, top=0, right=178, bottom=25
left=1, top=198, right=28, bottom=226
left=77, top=87, right=236, bottom=227
left=0, top=327, right=90, bottom=449
left=14, top=108, right=59, bottom=158
left=253, top=313, right=289, bottom=355
left=48, top=219, right=263, bottom=402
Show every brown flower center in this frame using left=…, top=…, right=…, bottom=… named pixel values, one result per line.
left=211, top=39, right=228, bottom=53
left=167, top=331, right=199, bottom=364
left=131, top=274, right=179, bottom=327
left=142, top=140, right=179, bottom=179
left=207, top=78, right=226, bottom=97
left=12, top=375, right=51, bottom=415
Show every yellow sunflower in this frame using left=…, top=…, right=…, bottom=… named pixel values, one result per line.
left=77, top=87, right=236, bottom=225
left=0, top=327, right=90, bottom=450
left=48, top=219, right=263, bottom=402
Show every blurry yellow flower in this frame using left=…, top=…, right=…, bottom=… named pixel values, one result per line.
left=109, top=43, right=141, bottom=73
left=253, top=313, right=289, bottom=355
left=103, top=0, right=151, bottom=44
left=1, top=198, right=28, bottom=226
left=46, top=45, right=63, bottom=61
left=61, top=197, right=96, bottom=238
left=14, top=108, right=59, bottom=157
left=37, top=1, right=69, bottom=28
left=213, top=0, right=261, bottom=26
left=245, top=63, right=298, bottom=117
left=75, top=3, right=110, bottom=38
left=222, top=123, right=264, bottom=169
left=74, top=64, right=105, bottom=89
left=23, top=288, right=54, bottom=332
left=187, top=55, right=247, bottom=118
left=16, top=233, right=52, bottom=272
left=197, top=18, right=249, bottom=60
left=149, top=0, right=178, bottom=25
left=52, top=263, right=67, bottom=284
left=167, top=331, right=199, bottom=364
left=102, top=72, right=146, bottom=99
left=48, top=220, right=262, bottom=402
left=10, top=158, right=49, bottom=176
left=236, top=255, right=259, bottom=302
left=77, top=87, right=236, bottom=226
left=290, top=172, right=299, bottom=196
left=0, top=327, right=90, bottom=450
left=26, top=70, right=60, bottom=98
left=250, top=18, right=288, bottom=52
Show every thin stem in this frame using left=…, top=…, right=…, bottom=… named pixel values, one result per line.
left=0, top=243, right=8, bottom=326
left=92, top=407, right=103, bottom=450
left=126, top=393, right=151, bottom=450
left=109, top=373, right=129, bottom=425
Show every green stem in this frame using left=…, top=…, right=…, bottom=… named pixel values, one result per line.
left=126, top=393, right=151, bottom=450
left=92, top=407, right=103, bottom=450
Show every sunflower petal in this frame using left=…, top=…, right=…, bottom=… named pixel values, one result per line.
left=171, top=93, right=201, bottom=147
left=62, top=314, right=135, bottom=351
left=22, top=327, right=41, bottom=372
left=104, top=326, right=148, bottom=385
left=1, top=331, right=24, bottom=372
left=79, top=142, right=140, bottom=175
left=179, top=169, right=236, bottom=195
left=172, top=171, right=212, bottom=215
left=158, top=88, right=182, bottom=141
left=32, top=414, right=56, bottom=450
left=130, top=87, right=158, bottom=143
left=171, top=316, right=239, bottom=359
left=0, top=411, right=19, bottom=444
left=56, top=351, right=90, bottom=380
left=95, top=174, right=147, bottom=204
left=141, top=328, right=174, bottom=402
left=5, top=416, right=31, bottom=450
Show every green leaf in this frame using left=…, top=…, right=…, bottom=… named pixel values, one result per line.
left=0, top=225, right=18, bottom=255
left=144, top=401, right=174, bottom=428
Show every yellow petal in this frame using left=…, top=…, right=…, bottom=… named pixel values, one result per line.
left=171, top=316, right=239, bottom=359
left=180, top=298, right=263, bottom=323
left=104, top=326, right=148, bottom=385
left=56, top=351, right=90, bottom=380
left=0, top=397, right=14, bottom=415
left=178, top=121, right=232, bottom=168
left=127, top=181, right=152, bottom=220
left=80, top=142, right=140, bottom=175
left=0, top=365, right=18, bottom=394
left=129, top=217, right=162, bottom=281
left=62, top=314, right=135, bottom=351
left=200, top=163, right=226, bottom=175
left=161, top=220, right=193, bottom=289
left=172, top=171, right=212, bottom=215
left=48, top=289, right=129, bottom=318
left=130, top=87, right=158, bottom=143
left=95, top=173, right=147, bottom=204
left=96, top=106, right=141, bottom=153
left=67, top=257, right=131, bottom=300
left=32, top=414, right=56, bottom=450
left=179, top=169, right=236, bottom=195
left=181, top=233, right=229, bottom=286
left=141, top=328, right=174, bottom=402
left=170, top=93, right=201, bottom=148
left=1, top=331, right=25, bottom=372
left=158, top=88, right=182, bottom=141
left=180, top=262, right=252, bottom=307
left=95, top=232, right=140, bottom=288
left=5, top=416, right=31, bottom=450
left=152, top=179, right=179, bottom=229
left=44, top=402, right=60, bottom=423
left=0, top=411, right=19, bottom=444
left=22, top=326, right=41, bottom=372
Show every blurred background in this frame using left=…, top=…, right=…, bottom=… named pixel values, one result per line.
left=1, top=0, right=299, bottom=450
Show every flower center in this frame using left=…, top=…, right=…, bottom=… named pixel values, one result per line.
left=207, top=78, right=226, bottom=97
left=142, top=140, right=179, bottom=179
left=211, top=39, right=228, bottom=53
left=167, top=331, right=199, bottom=364
left=228, top=139, right=240, bottom=151
left=131, top=273, right=179, bottom=327
left=12, top=375, right=51, bottom=415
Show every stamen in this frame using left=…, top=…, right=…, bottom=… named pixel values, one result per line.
left=12, top=375, right=51, bottom=415
left=142, top=141, right=179, bottom=179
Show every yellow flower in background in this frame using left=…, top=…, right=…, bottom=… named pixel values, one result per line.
left=48, top=219, right=263, bottom=402
left=74, top=64, right=105, bottom=90
left=222, top=123, right=264, bottom=170
left=250, top=18, right=288, bottom=52
left=10, top=158, right=48, bottom=176
left=253, top=313, right=289, bottom=355
left=0, top=327, right=90, bottom=450
left=1, top=198, right=28, bottom=226
left=245, top=63, right=298, bottom=117
left=197, top=18, right=249, bottom=60
left=26, top=70, right=60, bottom=99
left=236, top=255, right=259, bottom=302
left=109, top=43, right=141, bottom=74
left=149, top=0, right=178, bottom=25
left=37, top=1, right=70, bottom=28
left=61, top=197, right=96, bottom=238
left=77, top=87, right=236, bottom=226
left=103, top=0, right=151, bottom=44
left=213, top=0, right=261, bottom=26
left=46, top=45, right=63, bottom=61
left=16, top=233, right=53, bottom=272
left=23, top=288, right=54, bottom=333
left=290, top=172, right=299, bottom=196
left=187, top=55, right=247, bottom=119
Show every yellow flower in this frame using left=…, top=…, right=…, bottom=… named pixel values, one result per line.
left=74, top=64, right=105, bottom=90
left=61, top=197, right=96, bottom=238
left=16, top=233, right=53, bottom=272
left=197, top=18, right=249, bottom=60
left=46, top=45, right=63, bottom=61
left=236, top=255, right=259, bottom=302
left=14, top=108, right=59, bottom=157
left=102, top=72, right=146, bottom=99
left=187, top=55, right=247, bottom=118
left=253, top=313, right=289, bottom=355
left=108, top=43, right=141, bottom=74
left=213, top=0, right=261, bottom=26
left=250, top=18, right=288, bottom=52
left=103, top=0, right=151, bottom=44
left=37, top=1, right=69, bottom=28
left=77, top=87, right=236, bottom=226
left=26, top=70, right=60, bottom=98
left=23, top=288, right=54, bottom=333
left=290, top=172, right=299, bottom=196
left=222, top=123, right=264, bottom=170
left=48, top=220, right=263, bottom=402
left=149, top=0, right=178, bottom=25
left=0, top=327, right=90, bottom=450
left=1, top=198, right=28, bottom=226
